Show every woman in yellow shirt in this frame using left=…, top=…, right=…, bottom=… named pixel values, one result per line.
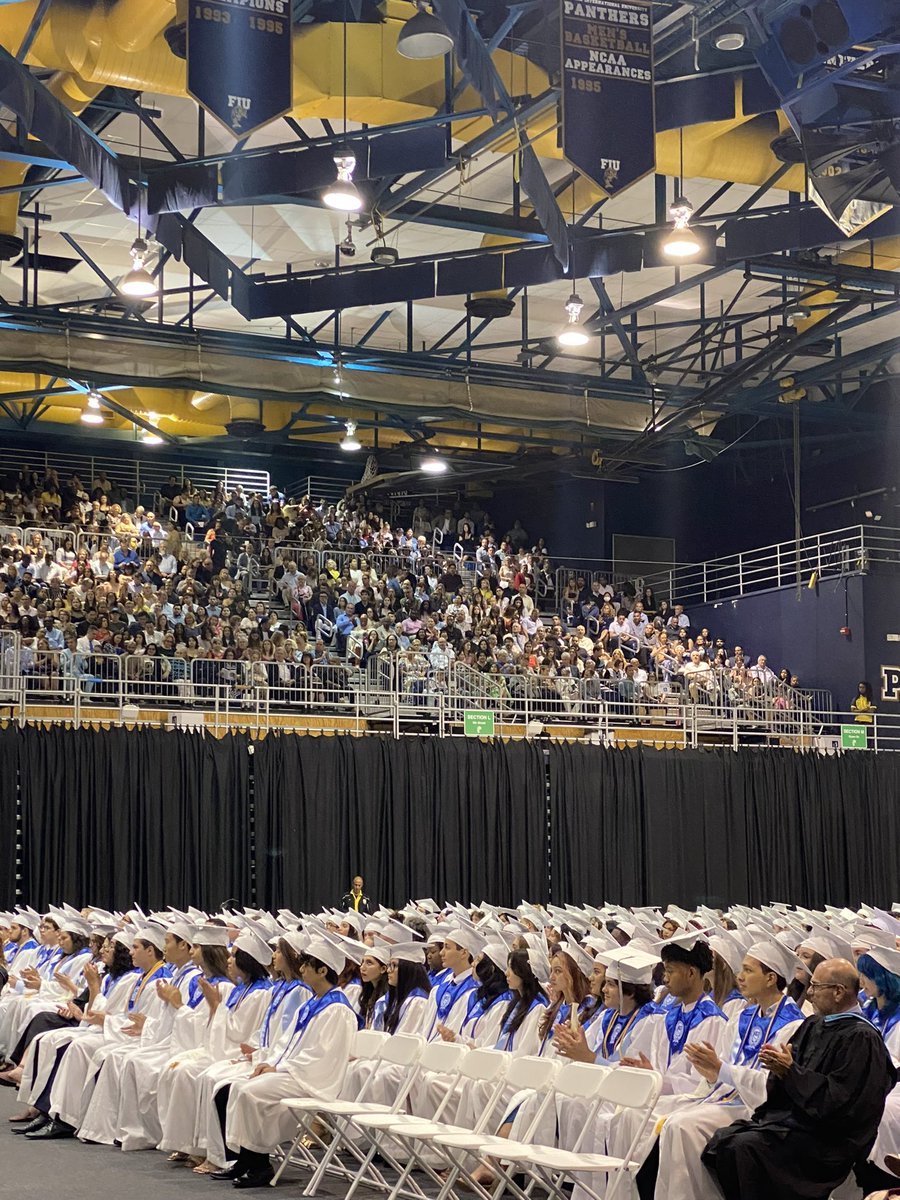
left=850, top=680, right=877, bottom=723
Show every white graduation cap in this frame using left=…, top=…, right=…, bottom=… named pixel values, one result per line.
left=560, top=938, right=594, bottom=979
left=339, top=909, right=365, bottom=934
left=745, top=940, right=802, bottom=983
left=305, top=936, right=345, bottom=975
left=414, top=898, right=441, bottom=914
left=134, top=922, right=168, bottom=952
left=361, top=942, right=392, bottom=966
left=113, top=929, right=134, bottom=950
left=387, top=940, right=427, bottom=964
left=610, top=949, right=660, bottom=986
left=481, top=941, right=511, bottom=973
left=850, top=925, right=897, bottom=952
left=277, top=908, right=301, bottom=927
left=585, top=929, right=619, bottom=953
left=871, top=908, right=900, bottom=938
left=193, top=924, right=230, bottom=948
left=168, top=918, right=196, bottom=944
left=425, top=928, right=446, bottom=947
left=443, top=924, right=487, bottom=958
left=59, top=914, right=92, bottom=938
left=188, top=906, right=210, bottom=923
left=710, top=932, right=746, bottom=977
left=334, top=934, right=366, bottom=965
left=525, top=945, right=551, bottom=983
left=233, top=919, right=274, bottom=967
left=656, top=929, right=712, bottom=955
left=14, top=906, right=42, bottom=930
left=283, top=930, right=309, bottom=956
left=375, top=918, right=411, bottom=945
left=861, top=944, right=900, bottom=979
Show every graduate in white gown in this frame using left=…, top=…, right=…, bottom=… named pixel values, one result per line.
left=189, top=931, right=311, bottom=1173
left=155, top=921, right=274, bottom=1158
left=3, top=913, right=93, bottom=1050
left=110, top=921, right=230, bottom=1152
left=0, top=907, right=42, bottom=993
left=213, top=935, right=359, bottom=1189
left=41, top=922, right=173, bottom=1138
left=624, top=940, right=806, bottom=1200
left=11, top=931, right=139, bottom=1134
left=0, top=911, right=65, bottom=1053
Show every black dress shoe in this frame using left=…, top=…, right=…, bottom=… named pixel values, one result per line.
left=233, top=1166, right=274, bottom=1189
left=25, top=1118, right=75, bottom=1140
left=13, top=1114, right=48, bottom=1135
left=209, top=1166, right=244, bottom=1181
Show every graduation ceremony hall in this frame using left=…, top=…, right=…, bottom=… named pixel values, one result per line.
left=1, top=1, right=900, bottom=1198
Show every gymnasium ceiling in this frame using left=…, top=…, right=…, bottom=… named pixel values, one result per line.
left=0, top=0, right=898, bottom=485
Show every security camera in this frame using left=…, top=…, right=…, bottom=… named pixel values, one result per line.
left=339, top=234, right=356, bottom=257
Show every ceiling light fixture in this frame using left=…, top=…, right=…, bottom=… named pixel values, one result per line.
left=120, top=236, right=157, bottom=296
left=714, top=22, right=746, bottom=51
left=141, top=432, right=163, bottom=445
left=322, top=153, right=363, bottom=212
left=420, top=454, right=448, bottom=474
left=662, top=197, right=702, bottom=259
left=397, top=3, right=453, bottom=59
left=340, top=420, right=361, bottom=451
left=81, top=410, right=105, bottom=425
left=86, top=388, right=103, bottom=410
left=557, top=292, right=589, bottom=347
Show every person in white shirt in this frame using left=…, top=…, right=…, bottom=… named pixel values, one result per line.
left=748, top=655, right=776, bottom=686
left=682, top=651, right=713, bottom=701
left=429, top=636, right=455, bottom=672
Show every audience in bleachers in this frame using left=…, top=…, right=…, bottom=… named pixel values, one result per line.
left=0, top=464, right=806, bottom=722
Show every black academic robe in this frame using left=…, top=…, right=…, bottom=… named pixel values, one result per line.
left=702, top=1012, right=897, bottom=1200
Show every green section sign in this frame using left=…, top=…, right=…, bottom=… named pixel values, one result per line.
left=841, top=724, right=868, bottom=749
left=464, top=710, right=495, bottom=737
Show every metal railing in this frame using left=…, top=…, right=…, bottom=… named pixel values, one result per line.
left=0, top=637, right=894, bottom=749
left=0, top=448, right=269, bottom=507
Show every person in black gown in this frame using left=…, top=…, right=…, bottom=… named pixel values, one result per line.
left=702, top=957, right=897, bottom=1200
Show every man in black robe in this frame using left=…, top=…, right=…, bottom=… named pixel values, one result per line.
left=702, top=957, right=897, bottom=1200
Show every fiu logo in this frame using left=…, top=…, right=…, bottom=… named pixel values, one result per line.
left=228, top=95, right=251, bottom=131
left=880, top=666, right=900, bottom=702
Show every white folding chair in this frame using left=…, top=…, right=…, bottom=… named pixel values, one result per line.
left=495, top=1064, right=663, bottom=1200
left=431, top=1055, right=561, bottom=1200
left=379, top=1047, right=510, bottom=1200
left=342, top=1040, right=470, bottom=1200
left=294, top=1032, right=426, bottom=1196
left=272, top=1029, right=390, bottom=1184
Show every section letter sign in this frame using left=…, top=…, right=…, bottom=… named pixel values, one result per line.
left=188, top=0, right=293, bottom=137
left=560, top=0, right=655, bottom=196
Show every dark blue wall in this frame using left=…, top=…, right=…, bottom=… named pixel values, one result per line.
left=690, top=575, right=866, bottom=709
left=862, top=575, right=900, bottom=711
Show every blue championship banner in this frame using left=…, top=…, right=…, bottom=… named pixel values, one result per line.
left=560, top=0, right=655, bottom=196
left=187, top=0, right=293, bottom=137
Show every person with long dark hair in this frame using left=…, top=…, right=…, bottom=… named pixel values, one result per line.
left=2, top=914, right=93, bottom=1055
left=357, top=945, right=390, bottom=1030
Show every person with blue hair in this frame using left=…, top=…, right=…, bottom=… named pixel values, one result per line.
left=860, top=945, right=900, bottom=1193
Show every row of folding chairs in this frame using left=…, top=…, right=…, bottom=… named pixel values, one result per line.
left=273, top=1029, right=662, bottom=1200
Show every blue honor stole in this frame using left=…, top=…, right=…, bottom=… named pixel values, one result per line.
left=864, top=999, right=900, bottom=1044
left=496, top=994, right=548, bottom=1052
left=461, top=989, right=514, bottom=1037
left=734, top=995, right=803, bottom=1066
left=260, top=979, right=304, bottom=1047
left=127, top=961, right=171, bottom=1011
left=276, top=987, right=355, bottom=1064
left=665, top=996, right=725, bottom=1063
left=429, top=973, right=477, bottom=1037
left=225, top=977, right=272, bottom=1011
left=599, top=1004, right=648, bottom=1060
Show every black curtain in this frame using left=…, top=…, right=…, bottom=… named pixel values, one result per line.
left=0, top=727, right=19, bottom=907
left=253, top=734, right=549, bottom=911
left=18, top=726, right=252, bottom=911
left=549, top=744, right=900, bottom=908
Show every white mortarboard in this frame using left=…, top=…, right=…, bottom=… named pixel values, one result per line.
left=481, top=941, right=511, bottom=973
left=283, top=930, right=309, bottom=956
left=233, top=921, right=274, bottom=967
left=610, top=950, right=660, bottom=986
left=113, top=929, right=134, bottom=950
left=341, top=910, right=365, bottom=933
left=88, top=908, right=118, bottom=926
left=387, top=940, right=427, bottom=964
left=861, top=944, right=900, bottom=979
left=745, top=940, right=802, bottom=983
left=134, top=922, right=168, bottom=952
left=425, top=928, right=446, bottom=947
left=375, top=918, right=410, bottom=945
left=850, top=925, right=896, bottom=952
left=525, top=945, right=551, bottom=982
left=361, top=943, right=392, bottom=966
left=188, top=906, right=210, bottom=922
left=656, top=929, right=712, bottom=954
left=193, top=924, right=230, bottom=948
left=364, top=919, right=385, bottom=936
left=560, top=939, right=594, bottom=979
left=710, top=932, right=746, bottom=977
left=443, top=925, right=487, bottom=958
left=305, top=936, right=345, bottom=975
left=414, top=898, right=440, bottom=914
left=871, top=909, right=900, bottom=938
left=14, top=907, right=41, bottom=929
left=335, top=934, right=366, bottom=965
left=168, top=919, right=196, bottom=944
left=59, top=914, right=92, bottom=938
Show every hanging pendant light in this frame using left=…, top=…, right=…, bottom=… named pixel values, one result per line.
left=398, top=3, right=453, bottom=59
left=662, top=197, right=702, bottom=259
left=120, top=236, right=157, bottom=296
left=557, top=292, right=589, bottom=348
left=323, top=153, right=363, bottom=212
left=340, top=421, right=361, bottom=451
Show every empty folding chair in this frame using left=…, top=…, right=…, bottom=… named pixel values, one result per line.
left=378, top=1047, right=510, bottom=1200
left=494, top=1064, right=663, bottom=1200
left=342, top=1040, right=470, bottom=1200
left=430, top=1055, right=561, bottom=1200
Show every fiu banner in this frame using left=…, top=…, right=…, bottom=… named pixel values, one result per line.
left=187, top=0, right=293, bottom=137
left=560, top=0, right=655, bottom=196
